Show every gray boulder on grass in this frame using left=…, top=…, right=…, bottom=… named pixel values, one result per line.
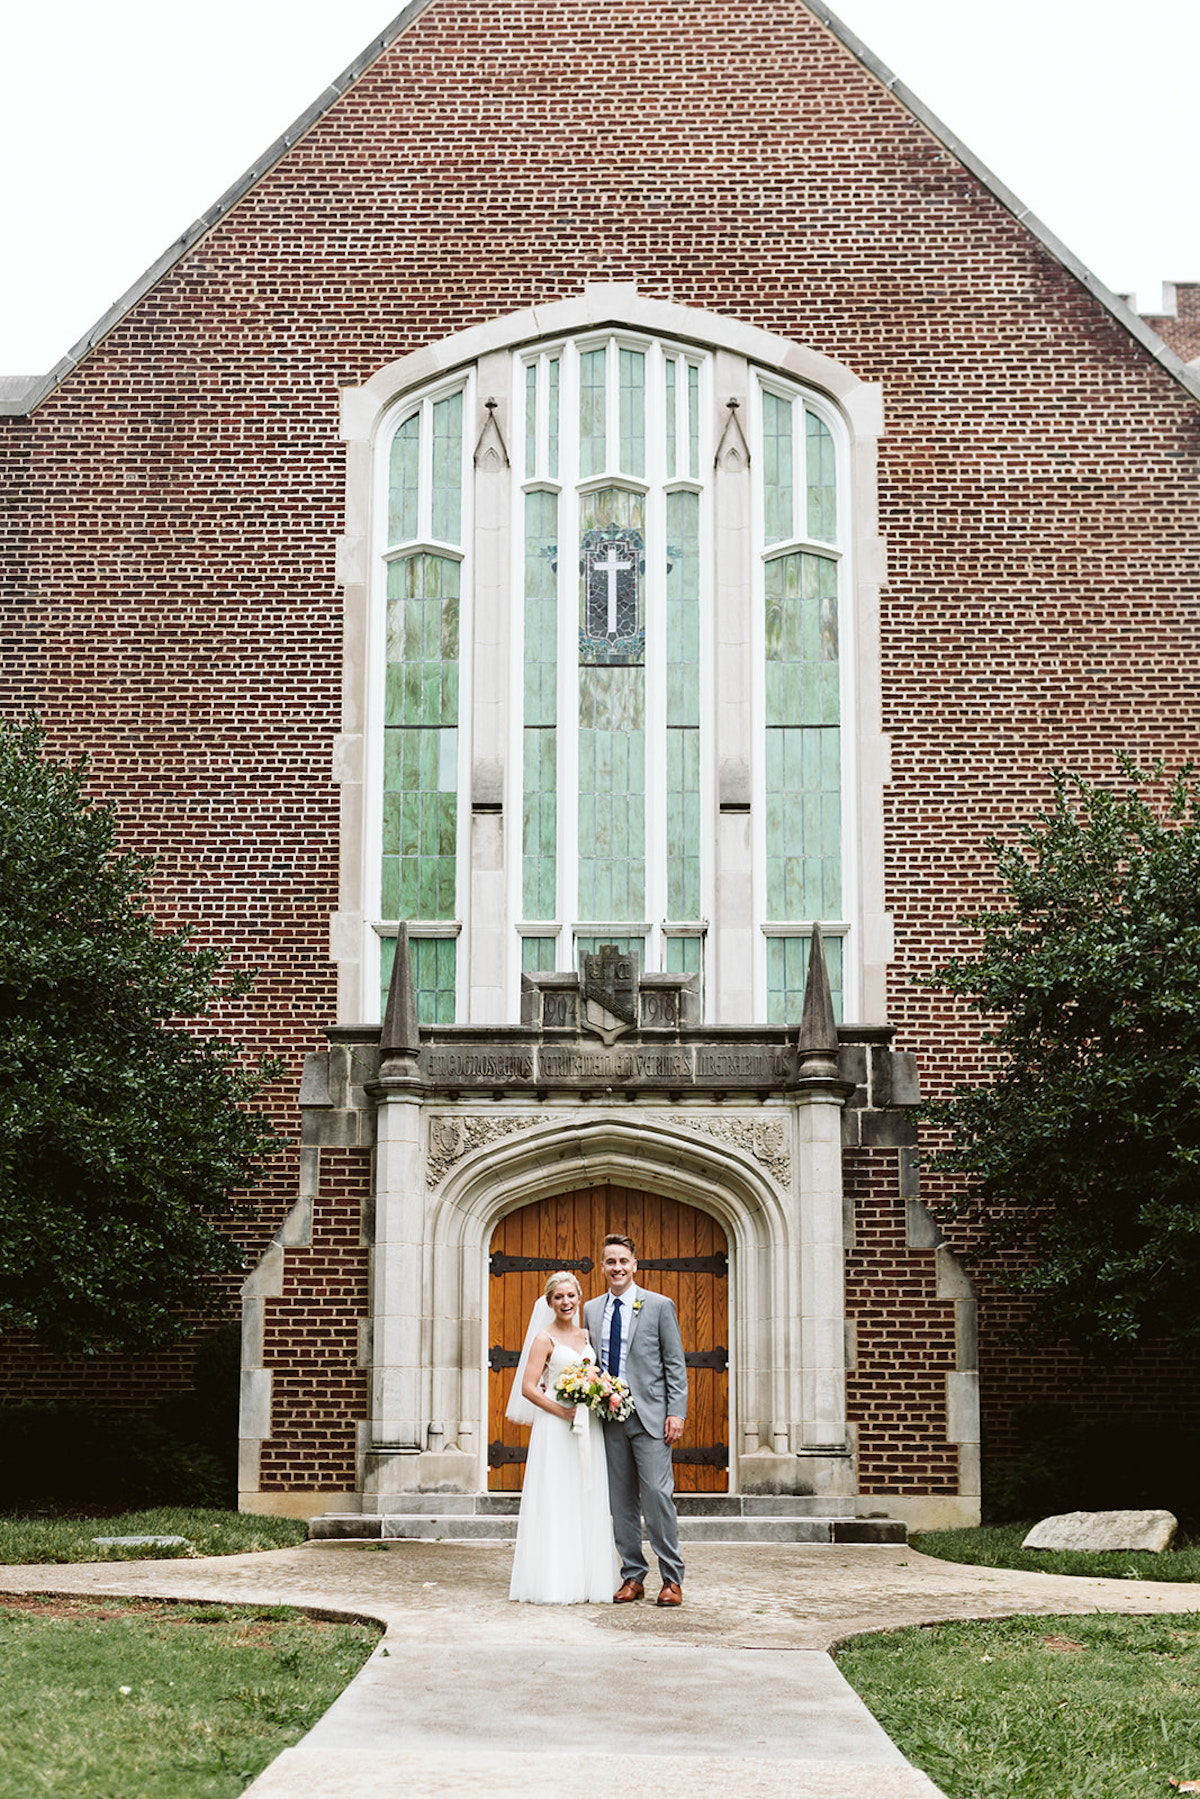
left=1022, top=1509, right=1178, bottom=1554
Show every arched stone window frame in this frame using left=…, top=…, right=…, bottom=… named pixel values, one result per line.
left=336, top=286, right=889, bottom=1027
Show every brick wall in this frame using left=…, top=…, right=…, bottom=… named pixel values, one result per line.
left=3, top=0, right=1198, bottom=1480
left=845, top=1147, right=961, bottom=1495
left=258, top=1147, right=370, bottom=1491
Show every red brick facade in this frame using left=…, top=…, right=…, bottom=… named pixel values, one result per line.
left=258, top=1149, right=370, bottom=1492
left=3, top=0, right=1198, bottom=1512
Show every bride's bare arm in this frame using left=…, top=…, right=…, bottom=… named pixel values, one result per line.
left=521, top=1332, right=576, bottom=1420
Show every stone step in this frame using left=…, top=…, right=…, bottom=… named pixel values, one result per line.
left=309, top=1511, right=905, bottom=1545
left=326, top=1492, right=856, bottom=1520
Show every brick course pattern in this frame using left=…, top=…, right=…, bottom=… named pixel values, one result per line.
left=258, top=1148, right=370, bottom=1491
left=3, top=0, right=1198, bottom=1487
left=845, top=1148, right=961, bottom=1496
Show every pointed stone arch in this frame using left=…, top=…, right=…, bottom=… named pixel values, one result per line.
left=364, top=1102, right=850, bottom=1500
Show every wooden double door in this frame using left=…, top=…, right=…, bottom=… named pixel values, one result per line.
left=487, top=1184, right=729, bottom=1492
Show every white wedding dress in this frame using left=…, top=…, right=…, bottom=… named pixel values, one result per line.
left=509, top=1340, right=619, bottom=1604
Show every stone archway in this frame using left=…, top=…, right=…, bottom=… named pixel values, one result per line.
left=363, top=1100, right=853, bottom=1502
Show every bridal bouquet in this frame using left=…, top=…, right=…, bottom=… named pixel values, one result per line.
left=554, top=1363, right=635, bottom=1423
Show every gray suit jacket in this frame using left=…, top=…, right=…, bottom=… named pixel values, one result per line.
left=585, top=1288, right=688, bottom=1439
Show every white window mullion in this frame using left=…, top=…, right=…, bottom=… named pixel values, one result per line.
left=536, top=352, right=550, bottom=477
left=696, top=357, right=715, bottom=949
left=418, top=395, right=434, bottom=541
left=644, top=339, right=667, bottom=971
left=507, top=360, right=531, bottom=1011
left=559, top=339, right=581, bottom=953
left=605, top=334, right=620, bottom=474
left=748, top=374, right=769, bottom=1018
left=451, top=373, right=475, bottom=1021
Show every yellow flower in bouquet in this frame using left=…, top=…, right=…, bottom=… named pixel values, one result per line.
left=554, top=1363, right=634, bottom=1421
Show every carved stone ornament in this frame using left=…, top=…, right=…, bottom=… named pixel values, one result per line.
left=580, top=942, right=638, bottom=1042
left=688, top=1115, right=792, bottom=1187
left=426, top=1113, right=536, bottom=1187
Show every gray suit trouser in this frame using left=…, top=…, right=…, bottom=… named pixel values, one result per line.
left=603, top=1413, right=684, bottom=1588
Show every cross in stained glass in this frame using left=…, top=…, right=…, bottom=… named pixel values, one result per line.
left=591, top=542, right=633, bottom=635
left=582, top=525, right=642, bottom=660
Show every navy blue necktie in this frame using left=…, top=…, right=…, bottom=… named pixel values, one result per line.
left=607, top=1297, right=622, bottom=1378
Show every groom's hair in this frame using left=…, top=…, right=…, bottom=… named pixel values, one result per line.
left=602, top=1232, right=637, bottom=1257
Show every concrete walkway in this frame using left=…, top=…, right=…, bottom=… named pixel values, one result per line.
left=6, top=1539, right=1200, bottom=1797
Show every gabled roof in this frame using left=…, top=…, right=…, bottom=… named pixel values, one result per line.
left=3, top=0, right=1198, bottom=415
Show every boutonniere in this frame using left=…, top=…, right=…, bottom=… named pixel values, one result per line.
left=632, top=1299, right=643, bottom=1312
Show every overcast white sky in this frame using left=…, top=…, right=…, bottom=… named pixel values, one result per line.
left=2, top=0, right=1196, bottom=375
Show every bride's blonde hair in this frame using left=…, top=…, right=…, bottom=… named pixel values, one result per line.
left=544, top=1270, right=582, bottom=1303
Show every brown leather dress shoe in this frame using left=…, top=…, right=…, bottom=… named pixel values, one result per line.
left=613, top=1579, right=645, bottom=1603
left=656, top=1580, right=683, bottom=1607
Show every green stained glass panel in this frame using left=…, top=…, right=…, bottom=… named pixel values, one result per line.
left=523, top=728, right=557, bottom=918
left=765, top=547, right=840, bottom=921
left=383, top=554, right=459, bottom=925
left=522, top=490, right=558, bottom=919
left=666, top=934, right=702, bottom=977
left=665, top=488, right=700, bottom=920
left=619, top=348, right=645, bottom=477
left=430, top=391, right=463, bottom=546
left=664, top=357, right=677, bottom=478
left=765, top=727, right=841, bottom=919
left=548, top=358, right=560, bottom=479
left=380, top=936, right=456, bottom=1025
left=666, top=728, right=701, bottom=917
left=666, top=491, right=699, bottom=728
left=579, top=348, right=606, bottom=477
left=688, top=363, right=700, bottom=480
left=766, top=935, right=843, bottom=1027
left=764, top=554, right=839, bottom=728
left=388, top=413, right=419, bottom=544
left=525, top=363, right=537, bottom=478
left=762, top=391, right=793, bottom=546
left=807, top=410, right=837, bottom=541
left=521, top=935, right=558, bottom=974
left=578, top=665, right=645, bottom=920
left=523, top=490, right=558, bottom=727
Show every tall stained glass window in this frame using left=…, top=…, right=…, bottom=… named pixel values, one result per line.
left=381, top=383, right=466, bottom=1021
left=519, top=336, right=707, bottom=988
left=760, top=379, right=844, bottom=1025
left=373, top=339, right=848, bottom=1029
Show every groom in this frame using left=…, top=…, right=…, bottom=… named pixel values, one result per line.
left=584, top=1232, right=688, bottom=1607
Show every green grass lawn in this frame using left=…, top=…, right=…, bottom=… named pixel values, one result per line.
left=0, top=1509, right=309, bottom=1564
left=0, top=1595, right=380, bottom=1799
left=838, top=1612, right=1200, bottom=1799
left=913, top=1521, right=1200, bottom=1584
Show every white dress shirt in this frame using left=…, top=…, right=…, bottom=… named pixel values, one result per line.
left=601, top=1282, right=638, bottom=1377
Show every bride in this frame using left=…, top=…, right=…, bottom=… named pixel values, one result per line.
left=507, top=1270, right=619, bottom=1604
